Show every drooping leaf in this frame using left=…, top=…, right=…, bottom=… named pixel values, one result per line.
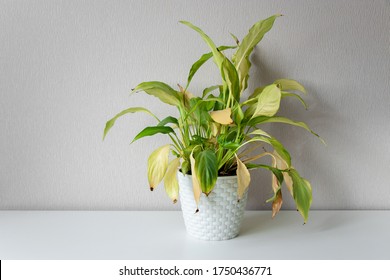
left=270, top=153, right=279, bottom=193
left=195, top=150, right=218, bottom=195
left=186, top=46, right=236, bottom=89
left=103, top=107, right=159, bottom=140
left=252, top=84, right=281, bottom=118
left=210, top=108, right=233, bottom=125
left=288, top=169, right=312, bottom=223
left=248, top=116, right=325, bottom=144
left=157, top=116, right=179, bottom=127
left=240, top=135, right=291, bottom=167
left=281, top=92, right=308, bottom=109
left=234, top=14, right=281, bottom=92
left=236, top=154, right=251, bottom=200
left=190, top=151, right=202, bottom=210
left=147, top=144, right=170, bottom=190
left=272, top=189, right=283, bottom=218
left=246, top=163, right=284, bottom=185
left=133, top=81, right=182, bottom=107
left=131, top=126, right=175, bottom=143
left=274, top=79, right=306, bottom=94
left=273, top=150, right=293, bottom=196
left=164, top=158, right=181, bottom=203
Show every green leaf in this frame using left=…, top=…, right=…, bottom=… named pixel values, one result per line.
left=246, top=86, right=265, bottom=102
left=221, top=57, right=240, bottom=102
left=252, top=84, right=281, bottom=118
left=233, top=104, right=244, bottom=125
left=241, top=136, right=291, bottom=167
left=147, top=144, right=170, bottom=189
left=186, top=46, right=236, bottom=90
left=230, top=32, right=240, bottom=45
left=246, top=163, right=284, bottom=185
left=195, top=150, right=218, bottom=195
left=133, top=81, right=182, bottom=106
left=288, top=169, right=312, bottom=223
left=185, top=97, right=222, bottom=122
left=180, top=21, right=225, bottom=68
left=180, top=21, right=240, bottom=101
left=158, top=116, right=179, bottom=127
left=248, top=116, right=325, bottom=144
left=249, top=128, right=271, bottom=138
left=202, top=85, right=221, bottom=98
left=131, top=126, right=175, bottom=143
left=281, top=92, right=308, bottom=109
left=103, top=107, right=159, bottom=140
left=234, top=14, right=281, bottom=92
left=274, top=79, right=307, bottom=94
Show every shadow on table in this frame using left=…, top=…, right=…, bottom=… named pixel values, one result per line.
left=239, top=211, right=359, bottom=237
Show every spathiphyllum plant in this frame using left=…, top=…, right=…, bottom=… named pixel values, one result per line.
left=104, top=14, right=323, bottom=223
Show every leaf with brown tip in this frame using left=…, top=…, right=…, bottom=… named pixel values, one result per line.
left=147, top=144, right=170, bottom=190
left=190, top=151, right=202, bottom=210
left=272, top=189, right=283, bottom=218
left=164, top=158, right=181, bottom=203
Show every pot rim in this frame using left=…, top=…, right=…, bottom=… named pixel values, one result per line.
left=177, top=170, right=237, bottom=180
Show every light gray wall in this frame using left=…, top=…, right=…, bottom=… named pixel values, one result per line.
left=1, top=0, right=389, bottom=211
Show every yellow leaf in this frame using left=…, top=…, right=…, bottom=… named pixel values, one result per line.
left=272, top=189, right=283, bottom=218
left=252, top=84, right=281, bottom=117
left=164, top=158, right=180, bottom=203
left=270, top=153, right=279, bottom=193
left=236, top=154, right=251, bottom=200
left=210, top=108, right=233, bottom=125
left=273, top=150, right=293, bottom=196
left=190, top=151, right=202, bottom=210
left=147, top=144, right=170, bottom=190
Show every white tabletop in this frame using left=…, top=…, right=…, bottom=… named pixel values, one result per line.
left=0, top=210, right=388, bottom=260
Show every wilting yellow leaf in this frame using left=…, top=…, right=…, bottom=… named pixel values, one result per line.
left=190, top=151, right=202, bottom=210
left=272, top=189, right=283, bottom=218
left=236, top=154, right=251, bottom=200
left=210, top=108, right=233, bottom=125
left=270, top=153, right=279, bottom=193
left=147, top=144, right=170, bottom=190
left=273, top=150, right=293, bottom=196
left=164, top=158, right=180, bottom=203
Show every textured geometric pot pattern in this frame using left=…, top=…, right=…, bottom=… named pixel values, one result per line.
left=177, top=171, right=248, bottom=241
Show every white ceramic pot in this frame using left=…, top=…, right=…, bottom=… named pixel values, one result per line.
left=177, top=171, right=248, bottom=241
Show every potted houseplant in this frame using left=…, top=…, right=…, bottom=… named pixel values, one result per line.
left=104, top=14, right=323, bottom=240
